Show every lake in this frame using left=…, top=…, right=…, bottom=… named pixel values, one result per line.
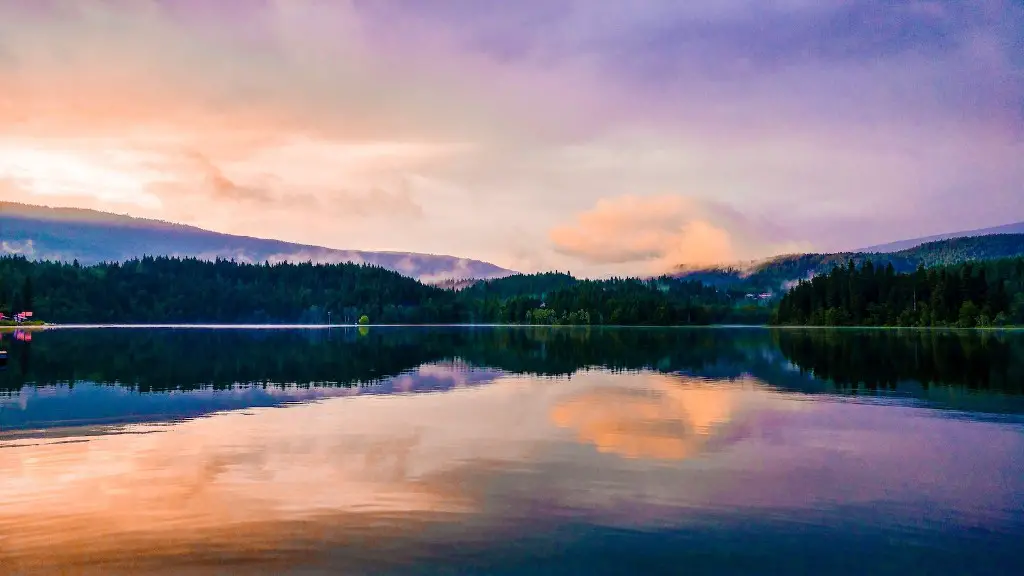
left=1, top=327, right=1023, bottom=574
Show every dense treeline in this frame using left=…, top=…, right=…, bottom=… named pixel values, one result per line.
left=458, top=271, right=579, bottom=299
left=0, top=256, right=457, bottom=324
left=9, top=252, right=1024, bottom=327
left=463, top=276, right=768, bottom=325
left=774, top=257, right=1024, bottom=327
left=0, top=256, right=766, bottom=325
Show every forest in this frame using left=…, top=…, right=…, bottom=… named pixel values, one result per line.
left=774, top=257, right=1024, bottom=327
left=0, top=255, right=456, bottom=324
left=6, top=252, right=1024, bottom=327
left=458, top=273, right=769, bottom=325
left=0, top=256, right=768, bottom=325
left=678, top=233, right=1024, bottom=294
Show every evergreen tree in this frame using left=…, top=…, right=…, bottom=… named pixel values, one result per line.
left=0, top=256, right=768, bottom=326
left=22, top=275, right=33, bottom=312
left=775, top=257, right=1024, bottom=327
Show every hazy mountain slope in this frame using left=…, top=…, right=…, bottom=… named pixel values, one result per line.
left=893, top=234, right=1024, bottom=266
left=859, top=221, right=1024, bottom=253
left=674, top=234, right=1024, bottom=295
left=0, top=202, right=514, bottom=282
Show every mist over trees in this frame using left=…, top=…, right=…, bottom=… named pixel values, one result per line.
left=7, top=252, right=1022, bottom=328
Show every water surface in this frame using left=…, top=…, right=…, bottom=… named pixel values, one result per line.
left=1, top=327, right=1023, bottom=574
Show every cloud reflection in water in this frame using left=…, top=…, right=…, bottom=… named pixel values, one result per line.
left=1, top=365, right=1021, bottom=573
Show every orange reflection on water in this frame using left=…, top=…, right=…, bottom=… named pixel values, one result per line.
left=0, top=371, right=787, bottom=572
left=0, top=391, right=495, bottom=572
left=551, top=376, right=756, bottom=460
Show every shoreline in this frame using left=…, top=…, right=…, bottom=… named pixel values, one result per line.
left=3, top=323, right=1021, bottom=331
left=3, top=323, right=771, bottom=330
left=769, top=325, right=1023, bottom=331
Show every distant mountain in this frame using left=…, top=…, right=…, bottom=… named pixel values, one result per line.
left=674, top=234, right=1024, bottom=296
left=0, top=202, right=514, bottom=282
left=859, top=221, right=1024, bottom=253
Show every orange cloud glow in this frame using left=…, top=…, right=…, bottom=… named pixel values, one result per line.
left=549, top=195, right=740, bottom=272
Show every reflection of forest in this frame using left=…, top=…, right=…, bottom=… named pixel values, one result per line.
left=0, top=328, right=764, bottom=392
left=772, top=329, right=1024, bottom=395
left=1, top=327, right=1022, bottom=396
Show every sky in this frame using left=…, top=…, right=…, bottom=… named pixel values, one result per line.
left=0, top=0, right=1022, bottom=276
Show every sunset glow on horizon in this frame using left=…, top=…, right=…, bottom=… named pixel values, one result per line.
left=1, top=0, right=1022, bottom=275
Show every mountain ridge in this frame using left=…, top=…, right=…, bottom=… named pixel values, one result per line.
left=0, top=201, right=515, bottom=283
left=857, top=221, right=1024, bottom=253
left=674, top=234, right=1024, bottom=295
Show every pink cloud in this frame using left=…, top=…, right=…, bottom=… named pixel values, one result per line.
left=549, top=195, right=741, bottom=271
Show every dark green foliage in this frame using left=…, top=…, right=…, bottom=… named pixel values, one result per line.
left=774, top=257, right=1024, bottom=327
left=0, top=255, right=451, bottom=324
left=457, top=274, right=769, bottom=325
left=458, top=271, right=578, bottom=299
left=21, top=275, right=33, bottom=311
left=0, top=256, right=767, bottom=325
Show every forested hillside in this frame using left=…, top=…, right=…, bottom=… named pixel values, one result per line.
left=0, top=256, right=457, bottom=324
left=677, top=234, right=1024, bottom=295
left=16, top=250, right=1021, bottom=327
left=0, top=256, right=767, bottom=325
left=859, top=221, right=1024, bottom=253
left=896, top=235, right=1024, bottom=267
left=774, top=257, right=1024, bottom=327
left=458, top=275, right=768, bottom=325
left=457, top=272, right=579, bottom=299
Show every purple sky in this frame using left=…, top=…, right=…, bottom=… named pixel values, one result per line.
left=1, top=0, right=1022, bottom=274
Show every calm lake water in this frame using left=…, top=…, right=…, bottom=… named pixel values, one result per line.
left=1, top=327, right=1023, bottom=574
